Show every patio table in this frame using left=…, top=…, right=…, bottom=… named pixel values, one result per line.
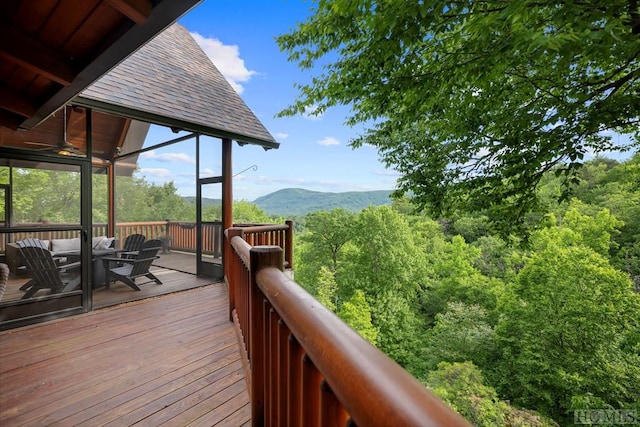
left=53, top=249, right=116, bottom=289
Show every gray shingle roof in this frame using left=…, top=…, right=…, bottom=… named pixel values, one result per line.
left=76, top=24, right=278, bottom=149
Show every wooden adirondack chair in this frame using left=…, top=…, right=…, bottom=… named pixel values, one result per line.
left=120, top=234, right=146, bottom=259
left=18, top=239, right=81, bottom=299
left=102, top=239, right=163, bottom=291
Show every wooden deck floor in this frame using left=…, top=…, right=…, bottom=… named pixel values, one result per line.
left=0, top=284, right=251, bottom=426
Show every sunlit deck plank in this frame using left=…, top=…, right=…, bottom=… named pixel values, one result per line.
left=0, top=284, right=250, bottom=426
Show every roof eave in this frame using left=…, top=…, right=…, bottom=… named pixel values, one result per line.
left=18, top=0, right=202, bottom=131
left=73, top=96, right=280, bottom=150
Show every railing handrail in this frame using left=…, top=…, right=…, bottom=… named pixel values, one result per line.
left=230, top=234, right=251, bottom=268
left=255, top=265, right=469, bottom=427
left=226, top=231, right=469, bottom=426
left=236, top=224, right=289, bottom=234
left=226, top=222, right=294, bottom=270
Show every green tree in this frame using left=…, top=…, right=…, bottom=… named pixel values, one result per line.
left=294, top=208, right=356, bottom=294
left=494, top=229, right=640, bottom=424
left=304, top=208, right=356, bottom=272
left=422, top=235, right=505, bottom=324
left=147, top=182, right=193, bottom=222
left=277, top=1, right=640, bottom=232
left=316, top=266, right=338, bottom=312
left=562, top=204, right=623, bottom=257
left=370, top=290, right=425, bottom=375
left=426, top=361, right=558, bottom=427
left=338, top=289, right=378, bottom=344
left=450, top=215, right=492, bottom=243
left=12, top=168, right=81, bottom=223
left=346, top=205, right=424, bottom=298
left=233, top=200, right=275, bottom=224
left=472, top=235, right=517, bottom=280
left=115, top=174, right=154, bottom=222
left=423, top=302, right=495, bottom=371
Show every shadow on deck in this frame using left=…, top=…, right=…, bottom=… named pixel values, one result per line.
left=93, top=251, right=217, bottom=309
left=0, top=284, right=250, bottom=426
left=1, top=251, right=219, bottom=310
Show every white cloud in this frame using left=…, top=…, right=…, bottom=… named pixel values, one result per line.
left=303, top=105, right=324, bottom=120
left=140, top=151, right=196, bottom=164
left=190, top=32, right=256, bottom=94
left=317, top=136, right=340, bottom=146
left=275, top=132, right=289, bottom=140
left=374, top=169, right=400, bottom=177
left=138, top=168, right=173, bottom=178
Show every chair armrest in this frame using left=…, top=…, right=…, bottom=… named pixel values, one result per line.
left=58, top=261, right=81, bottom=272
left=127, top=256, right=160, bottom=265
left=100, top=257, right=125, bottom=263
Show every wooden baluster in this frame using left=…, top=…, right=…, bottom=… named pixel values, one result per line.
left=278, top=319, right=289, bottom=425
left=269, top=308, right=280, bottom=425
left=285, top=220, right=294, bottom=270
left=320, top=380, right=349, bottom=427
left=288, top=335, right=303, bottom=427
left=302, top=355, right=322, bottom=427
left=252, top=298, right=268, bottom=427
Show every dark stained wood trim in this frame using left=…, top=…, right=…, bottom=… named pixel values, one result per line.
left=115, top=117, right=131, bottom=154
left=0, top=26, right=77, bottom=86
left=106, top=0, right=153, bottom=25
left=0, top=85, right=37, bottom=118
left=0, top=111, right=25, bottom=131
left=18, top=0, right=202, bottom=130
left=75, top=96, right=281, bottom=150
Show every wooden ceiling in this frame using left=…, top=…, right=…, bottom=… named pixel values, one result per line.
left=0, top=106, right=131, bottom=160
left=0, top=0, right=201, bottom=132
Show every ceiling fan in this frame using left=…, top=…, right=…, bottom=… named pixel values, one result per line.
left=24, top=107, right=85, bottom=156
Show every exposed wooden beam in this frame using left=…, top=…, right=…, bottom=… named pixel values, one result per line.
left=0, top=112, right=23, bottom=130
left=106, top=0, right=152, bottom=25
left=0, top=26, right=76, bottom=86
left=0, top=85, right=37, bottom=118
left=115, top=118, right=132, bottom=156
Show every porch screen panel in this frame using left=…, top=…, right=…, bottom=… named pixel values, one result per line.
left=0, top=161, right=85, bottom=330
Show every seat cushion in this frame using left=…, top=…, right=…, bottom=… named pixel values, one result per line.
left=51, top=238, right=81, bottom=252
left=92, top=236, right=107, bottom=248
left=97, top=237, right=116, bottom=249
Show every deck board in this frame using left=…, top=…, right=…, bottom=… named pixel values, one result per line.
left=0, top=284, right=251, bottom=426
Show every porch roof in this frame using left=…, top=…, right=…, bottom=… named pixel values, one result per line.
left=75, top=24, right=279, bottom=150
left=0, top=0, right=202, bottom=131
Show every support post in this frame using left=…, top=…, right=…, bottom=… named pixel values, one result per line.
left=222, top=138, right=233, bottom=319
left=285, top=220, right=294, bottom=270
left=226, top=228, right=243, bottom=321
left=107, top=160, right=115, bottom=238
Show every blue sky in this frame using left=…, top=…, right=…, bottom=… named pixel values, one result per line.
left=135, top=1, right=398, bottom=201
left=135, top=1, right=635, bottom=202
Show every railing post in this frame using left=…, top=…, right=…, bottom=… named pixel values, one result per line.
left=226, top=228, right=244, bottom=322
left=250, top=245, right=284, bottom=427
left=285, top=220, right=294, bottom=270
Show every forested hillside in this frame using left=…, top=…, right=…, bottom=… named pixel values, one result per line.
left=4, top=155, right=638, bottom=426
left=252, top=188, right=392, bottom=216
left=293, top=156, right=640, bottom=427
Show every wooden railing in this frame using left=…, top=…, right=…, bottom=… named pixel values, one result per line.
left=1, top=221, right=294, bottom=263
left=226, top=229, right=470, bottom=427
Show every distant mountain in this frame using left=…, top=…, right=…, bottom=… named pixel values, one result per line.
left=252, top=188, right=393, bottom=216
left=183, top=196, right=221, bottom=208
